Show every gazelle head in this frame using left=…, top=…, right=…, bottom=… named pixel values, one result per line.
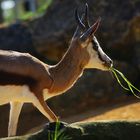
left=72, top=4, right=113, bottom=71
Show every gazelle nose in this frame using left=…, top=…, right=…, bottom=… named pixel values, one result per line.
left=109, top=59, right=113, bottom=66
left=102, top=54, right=113, bottom=68
left=99, top=52, right=113, bottom=68
left=105, top=58, right=113, bottom=68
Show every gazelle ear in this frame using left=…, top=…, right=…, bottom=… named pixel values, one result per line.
left=80, top=17, right=101, bottom=41
left=90, top=17, right=101, bottom=33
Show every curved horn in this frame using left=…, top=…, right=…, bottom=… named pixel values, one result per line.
left=75, top=8, right=85, bottom=30
left=72, top=9, right=85, bottom=40
left=80, top=17, right=101, bottom=41
left=84, top=3, right=90, bottom=28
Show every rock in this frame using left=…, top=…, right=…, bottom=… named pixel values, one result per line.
left=0, top=0, right=139, bottom=63
left=1, top=121, right=140, bottom=140
left=29, top=0, right=140, bottom=63
left=0, top=0, right=140, bottom=138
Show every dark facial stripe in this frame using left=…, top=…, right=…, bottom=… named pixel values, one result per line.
left=98, top=51, right=104, bottom=62
left=92, top=36, right=104, bottom=61
left=91, top=36, right=99, bottom=51
left=92, top=40, right=98, bottom=51
left=0, top=71, right=37, bottom=91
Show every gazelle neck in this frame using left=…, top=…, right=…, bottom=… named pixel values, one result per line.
left=48, top=40, right=89, bottom=94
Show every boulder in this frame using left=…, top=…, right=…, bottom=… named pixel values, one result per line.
left=0, top=0, right=140, bottom=137
left=1, top=121, right=140, bottom=140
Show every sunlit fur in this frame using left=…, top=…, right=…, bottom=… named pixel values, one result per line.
left=82, top=37, right=112, bottom=71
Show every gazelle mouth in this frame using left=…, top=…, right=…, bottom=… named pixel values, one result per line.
left=103, top=62, right=113, bottom=70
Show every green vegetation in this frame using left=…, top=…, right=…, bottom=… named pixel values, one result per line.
left=48, top=121, right=71, bottom=140
left=110, top=67, right=140, bottom=99
left=3, top=10, right=14, bottom=24
left=1, top=121, right=140, bottom=140
left=3, top=0, right=53, bottom=24
left=21, top=0, right=52, bottom=20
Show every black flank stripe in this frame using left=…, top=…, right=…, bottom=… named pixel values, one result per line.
left=0, top=71, right=37, bottom=87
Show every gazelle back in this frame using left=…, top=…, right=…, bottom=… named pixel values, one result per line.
left=0, top=4, right=113, bottom=137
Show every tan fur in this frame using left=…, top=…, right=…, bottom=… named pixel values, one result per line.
left=48, top=40, right=90, bottom=94
left=0, top=39, right=91, bottom=137
left=0, top=33, right=111, bottom=137
left=0, top=50, right=53, bottom=89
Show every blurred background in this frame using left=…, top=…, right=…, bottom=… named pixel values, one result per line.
left=0, top=0, right=50, bottom=23
left=0, top=0, right=140, bottom=137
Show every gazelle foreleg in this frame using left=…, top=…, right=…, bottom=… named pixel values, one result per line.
left=32, top=94, right=58, bottom=122
left=8, top=102, right=23, bottom=137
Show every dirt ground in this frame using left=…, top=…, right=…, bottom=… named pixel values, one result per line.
left=63, top=100, right=140, bottom=123
left=28, top=100, right=140, bottom=134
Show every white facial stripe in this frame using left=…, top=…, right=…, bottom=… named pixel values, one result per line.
left=80, top=36, right=111, bottom=70
left=94, top=36, right=100, bottom=46
left=85, top=43, right=108, bottom=70
left=98, top=45, right=106, bottom=57
left=93, top=37, right=110, bottom=63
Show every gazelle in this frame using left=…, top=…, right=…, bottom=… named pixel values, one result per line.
left=0, top=4, right=112, bottom=137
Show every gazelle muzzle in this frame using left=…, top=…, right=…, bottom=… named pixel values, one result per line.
left=98, top=52, right=113, bottom=68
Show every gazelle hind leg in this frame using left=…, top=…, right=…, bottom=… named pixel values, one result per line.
left=8, top=102, right=23, bottom=137
left=33, top=95, right=58, bottom=122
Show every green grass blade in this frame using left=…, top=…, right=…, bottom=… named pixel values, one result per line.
left=110, top=67, right=140, bottom=99
left=54, top=120, right=60, bottom=140
left=129, top=84, right=140, bottom=92
left=48, top=131, right=51, bottom=140
left=112, top=68, right=140, bottom=92
left=128, top=84, right=140, bottom=99
left=110, top=68, right=129, bottom=90
left=123, top=76, right=140, bottom=93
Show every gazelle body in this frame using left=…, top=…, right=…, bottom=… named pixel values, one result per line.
left=0, top=4, right=113, bottom=137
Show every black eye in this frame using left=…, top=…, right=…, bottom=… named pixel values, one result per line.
left=91, top=39, right=98, bottom=51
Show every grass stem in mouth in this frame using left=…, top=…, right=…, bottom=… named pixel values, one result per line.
left=110, top=67, right=140, bottom=99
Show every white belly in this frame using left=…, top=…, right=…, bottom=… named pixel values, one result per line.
left=0, top=85, right=36, bottom=105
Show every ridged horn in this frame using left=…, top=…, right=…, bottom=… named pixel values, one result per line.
left=80, top=17, right=101, bottom=41
left=75, top=8, right=85, bottom=30
left=84, top=3, right=90, bottom=28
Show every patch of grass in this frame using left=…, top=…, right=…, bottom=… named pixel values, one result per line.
left=48, top=120, right=71, bottom=140
left=110, top=67, right=140, bottom=99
